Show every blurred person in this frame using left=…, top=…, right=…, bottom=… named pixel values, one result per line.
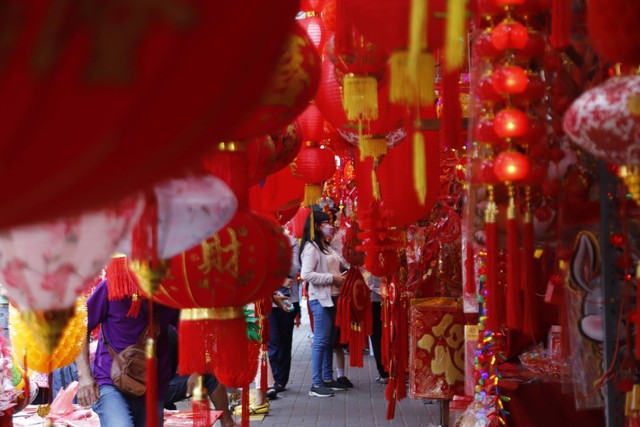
left=367, top=274, right=388, bottom=384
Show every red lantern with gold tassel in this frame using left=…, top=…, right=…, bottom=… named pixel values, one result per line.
left=229, top=23, right=321, bottom=140
left=292, top=142, right=337, bottom=206
left=315, top=60, right=406, bottom=161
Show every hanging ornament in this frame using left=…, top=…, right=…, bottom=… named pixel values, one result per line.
left=292, top=142, right=337, bottom=206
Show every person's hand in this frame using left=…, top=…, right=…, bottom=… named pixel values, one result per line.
left=332, top=274, right=345, bottom=287
left=282, top=277, right=294, bottom=289
left=76, top=375, right=100, bottom=408
left=272, top=293, right=292, bottom=312
left=186, top=373, right=199, bottom=397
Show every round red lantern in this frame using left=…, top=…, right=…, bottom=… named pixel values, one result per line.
left=494, top=108, right=529, bottom=138
left=491, top=20, right=529, bottom=51
left=298, top=13, right=328, bottom=52
left=243, top=122, right=302, bottom=186
left=298, top=103, right=328, bottom=143
left=229, top=23, right=321, bottom=140
left=365, top=249, right=401, bottom=278
left=0, top=1, right=300, bottom=229
left=292, top=142, right=337, bottom=205
left=492, top=66, right=529, bottom=94
left=494, top=151, right=531, bottom=182
left=250, top=164, right=305, bottom=223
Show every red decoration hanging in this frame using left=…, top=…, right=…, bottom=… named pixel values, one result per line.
left=493, top=108, right=529, bottom=139
left=587, top=0, right=640, bottom=66
left=249, top=164, right=305, bottom=224
left=0, top=1, right=299, bottom=229
left=492, top=66, right=529, bottom=95
left=292, top=142, right=337, bottom=205
left=491, top=20, right=529, bottom=50
left=493, top=151, right=530, bottom=182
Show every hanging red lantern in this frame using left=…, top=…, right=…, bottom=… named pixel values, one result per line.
left=298, top=13, right=328, bottom=52
left=491, top=20, right=529, bottom=51
left=292, top=142, right=337, bottom=205
left=493, top=151, right=531, bottom=182
left=249, top=165, right=306, bottom=224
left=315, top=60, right=406, bottom=158
left=298, top=103, right=328, bottom=143
left=301, top=0, right=328, bottom=12
left=494, top=108, right=529, bottom=138
left=229, top=23, right=322, bottom=140
left=0, top=1, right=299, bottom=229
left=242, top=122, right=302, bottom=186
left=492, top=66, right=529, bottom=94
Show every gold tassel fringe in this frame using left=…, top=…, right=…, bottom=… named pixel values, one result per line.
left=303, top=184, right=322, bottom=207
left=413, top=131, right=426, bottom=205
left=389, top=51, right=435, bottom=106
left=359, top=136, right=388, bottom=161
left=444, top=0, right=467, bottom=71
left=343, top=74, right=379, bottom=122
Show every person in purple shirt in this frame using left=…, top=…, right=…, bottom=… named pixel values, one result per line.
left=76, top=279, right=179, bottom=426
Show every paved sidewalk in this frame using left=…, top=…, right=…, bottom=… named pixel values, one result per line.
left=234, top=301, right=441, bottom=427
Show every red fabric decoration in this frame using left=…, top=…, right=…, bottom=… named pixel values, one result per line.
left=0, top=1, right=299, bottom=229
left=506, top=199, right=522, bottom=330
left=587, top=0, right=640, bottom=66
left=335, top=267, right=372, bottom=367
left=106, top=256, right=138, bottom=301
left=229, top=23, right=321, bottom=140
left=341, top=217, right=365, bottom=267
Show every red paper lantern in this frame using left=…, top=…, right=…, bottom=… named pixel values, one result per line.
left=229, top=23, right=322, bottom=140
left=292, top=142, right=337, bottom=205
left=493, top=151, right=531, bottom=182
left=494, top=108, right=529, bottom=138
left=315, top=60, right=406, bottom=151
left=301, top=0, right=328, bottom=12
left=492, top=66, right=529, bottom=94
left=0, top=1, right=299, bottom=229
left=298, top=103, right=328, bottom=142
left=365, top=249, right=402, bottom=278
left=298, top=14, right=328, bottom=52
left=249, top=165, right=305, bottom=223
left=491, top=21, right=529, bottom=51
left=243, top=123, right=302, bottom=186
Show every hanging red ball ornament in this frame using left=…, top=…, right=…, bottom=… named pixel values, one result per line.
left=491, top=21, right=529, bottom=51
left=494, top=108, right=529, bottom=138
left=493, top=151, right=531, bottom=182
left=492, top=66, right=529, bottom=94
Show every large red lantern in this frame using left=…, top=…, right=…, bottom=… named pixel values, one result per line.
left=243, top=122, right=302, bottom=186
left=292, top=142, right=337, bottom=205
left=229, top=23, right=322, bottom=140
left=315, top=60, right=406, bottom=159
left=298, top=13, right=328, bottom=52
left=0, top=1, right=299, bottom=229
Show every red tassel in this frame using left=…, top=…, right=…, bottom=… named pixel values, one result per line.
left=349, top=324, right=363, bottom=367
left=211, top=308, right=253, bottom=389
left=126, top=294, right=142, bottom=319
left=550, top=0, right=571, bottom=49
left=192, top=376, right=210, bottom=427
left=178, top=312, right=215, bottom=376
left=485, top=208, right=500, bottom=331
left=241, top=386, right=250, bottom=427
left=106, top=256, right=137, bottom=300
left=145, top=337, right=158, bottom=427
left=506, top=194, right=522, bottom=330
left=442, top=69, right=463, bottom=151
left=522, top=212, right=537, bottom=335
left=385, top=379, right=396, bottom=420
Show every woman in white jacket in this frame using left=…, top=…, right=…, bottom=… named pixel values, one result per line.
left=300, top=210, right=346, bottom=397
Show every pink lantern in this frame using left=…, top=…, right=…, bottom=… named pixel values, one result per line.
left=0, top=198, right=143, bottom=353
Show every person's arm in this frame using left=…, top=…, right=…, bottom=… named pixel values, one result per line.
left=76, top=333, right=99, bottom=407
left=300, top=243, right=343, bottom=287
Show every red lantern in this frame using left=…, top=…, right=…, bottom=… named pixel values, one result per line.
left=243, top=123, right=302, bottom=186
left=491, top=20, right=529, bottom=51
left=0, top=1, right=299, bottom=229
left=229, top=23, right=322, bottom=140
left=298, top=103, right=328, bottom=143
left=249, top=165, right=305, bottom=223
left=492, top=66, right=529, bottom=94
left=494, top=108, right=529, bottom=138
left=292, top=142, right=337, bottom=205
left=315, top=60, right=406, bottom=155
left=298, top=13, right=328, bottom=52
left=365, top=249, right=402, bottom=278
left=301, top=0, right=328, bottom=12
left=493, top=151, right=531, bottom=182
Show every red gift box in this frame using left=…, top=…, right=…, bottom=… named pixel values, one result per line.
left=409, top=298, right=468, bottom=399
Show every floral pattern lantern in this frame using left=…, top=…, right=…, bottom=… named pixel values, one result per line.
left=0, top=198, right=142, bottom=353
left=563, top=75, right=640, bottom=202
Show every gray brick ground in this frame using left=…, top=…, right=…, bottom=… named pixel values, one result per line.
left=227, top=302, right=442, bottom=427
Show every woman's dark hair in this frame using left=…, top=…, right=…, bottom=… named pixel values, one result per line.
left=299, top=209, right=331, bottom=265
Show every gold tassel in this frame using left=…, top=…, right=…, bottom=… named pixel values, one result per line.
left=303, top=184, right=323, bottom=206
left=343, top=74, right=379, bottom=121
left=372, top=164, right=381, bottom=200
left=389, top=51, right=435, bottom=106
left=444, top=0, right=468, bottom=71
left=413, top=131, right=426, bottom=204
left=359, top=136, right=388, bottom=161
left=310, top=209, right=315, bottom=240
left=408, top=0, right=427, bottom=85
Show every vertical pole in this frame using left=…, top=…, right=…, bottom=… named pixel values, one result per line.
left=598, top=160, right=624, bottom=427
